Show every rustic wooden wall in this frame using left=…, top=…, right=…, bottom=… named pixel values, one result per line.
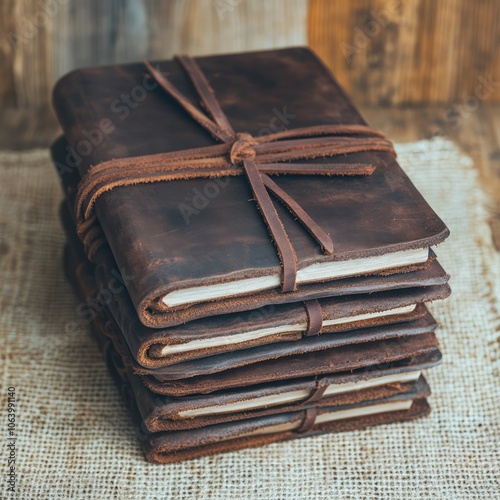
left=1, top=0, right=499, bottom=109
left=309, top=0, right=500, bottom=106
left=0, top=0, right=308, bottom=108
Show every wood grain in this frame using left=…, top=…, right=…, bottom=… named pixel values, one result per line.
left=1, top=0, right=54, bottom=108
left=1, top=0, right=308, bottom=109
left=2, top=0, right=500, bottom=108
left=308, top=0, right=500, bottom=105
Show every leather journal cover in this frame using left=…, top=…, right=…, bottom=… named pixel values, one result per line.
left=141, top=333, right=440, bottom=397
left=53, top=135, right=448, bottom=332
left=142, top=391, right=431, bottom=464
left=52, top=47, right=449, bottom=328
left=62, top=201, right=446, bottom=378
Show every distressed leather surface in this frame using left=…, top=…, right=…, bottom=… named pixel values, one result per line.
left=63, top=236, right=441, bottom=397
left=52, top=47, right=449, bottom=325
left=126, top=357, right=435, bottom=432
left=62, top=199, right=449, bottom=368
left=53, top=136, right=449, bottom=330
left=143, top=398, right=430, bottom=464
left=142, top=332, right=440, bottom=396
left=140, top=312, right=438, bottom=380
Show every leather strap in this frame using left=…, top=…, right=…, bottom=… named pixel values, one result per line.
left=296, top=407, right=318, bottom=433
left=75, top=56, right=397, bottom=292
left=176, top=55, right=235, bottom=139
left=302, top=377, right=329, bottom=404
left=242, top=157, right=297, bottom=291
left=304, top=299, right=323, bottom=336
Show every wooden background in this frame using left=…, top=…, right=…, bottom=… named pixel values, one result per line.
left=1, top=0, right=500, bottom=109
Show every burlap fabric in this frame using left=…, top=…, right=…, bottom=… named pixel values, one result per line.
left=0, top=139, right=498, bottom=499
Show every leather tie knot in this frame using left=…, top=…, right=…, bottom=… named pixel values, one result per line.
left=230, top=132, right=257, bottom=164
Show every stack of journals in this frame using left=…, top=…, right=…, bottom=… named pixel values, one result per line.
left=51, top=47, right=450, bottom=463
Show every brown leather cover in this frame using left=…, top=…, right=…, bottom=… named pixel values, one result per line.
left=52, top=47, right=449, bottom=327
left=111, top=279, right=447, bottom=369
left=124, top=351, right=436, bottom=432
left=53, top=135, right=449, bottom=333
left=140, top=312, right=438, bottom=381
left=63, top=226, right=440, bottom=384
left=142, top=397, right=430, bottom=464
left=138, top=359, right=438, bottom=431
left=61, top=195, right=449, bottom=369
left=142, top=332, right=440, bottom=397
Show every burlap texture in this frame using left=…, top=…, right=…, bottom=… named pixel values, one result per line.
left=0, top=139, right=498, bottom=499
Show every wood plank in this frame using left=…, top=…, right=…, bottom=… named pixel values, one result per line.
left=308, top=0, right=500, bottom=105
left=0, top=0, right=54, bottom=108
left=0, top=0, right=18, bottom=106
left=0, top=0, right=308, bottom=109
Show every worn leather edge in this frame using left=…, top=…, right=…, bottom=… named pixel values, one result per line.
left=143, top=398, right=431, bottom=464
